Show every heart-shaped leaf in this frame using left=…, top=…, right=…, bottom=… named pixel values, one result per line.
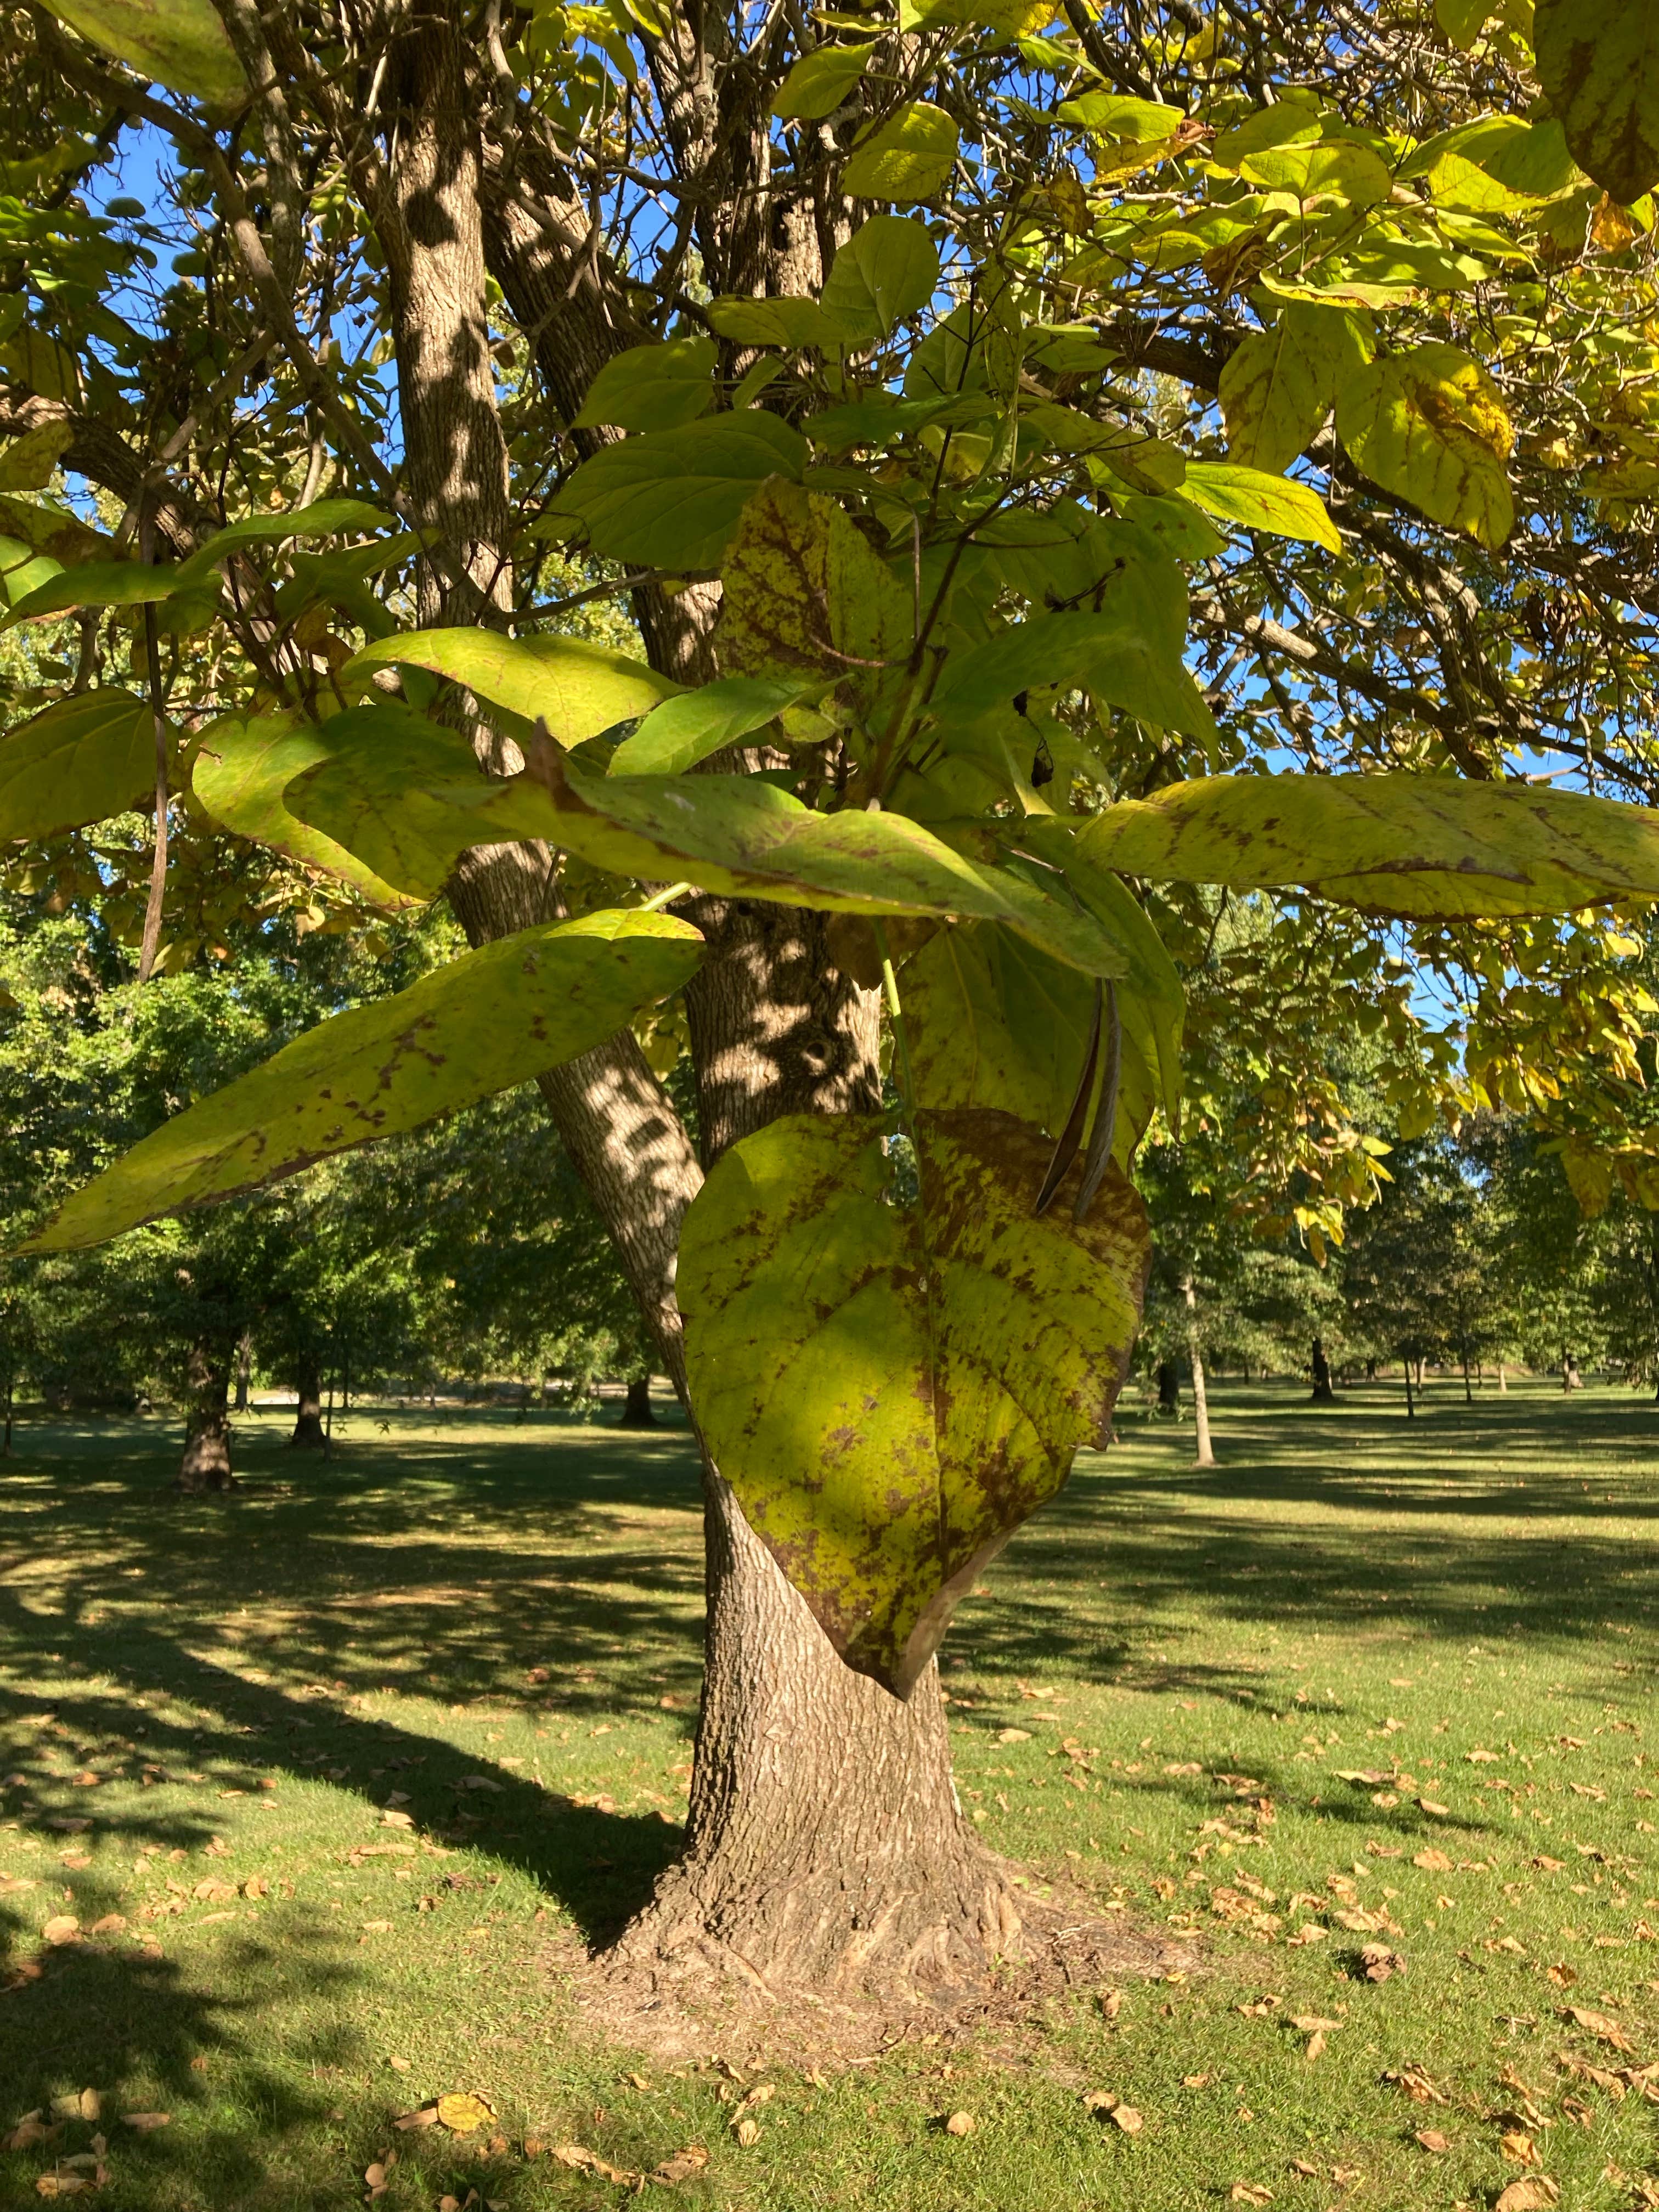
left=678, top=1108, right=1150, bottom=1694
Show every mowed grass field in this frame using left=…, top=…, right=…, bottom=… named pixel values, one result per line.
left=0, top=1377, right=1655, bottom=2210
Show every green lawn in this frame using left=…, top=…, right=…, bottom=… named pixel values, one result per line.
left=0, top=1378, right=1656, bottom=2210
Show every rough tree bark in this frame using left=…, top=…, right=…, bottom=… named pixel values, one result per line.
left=177, top=1342, right=234, bottom=1493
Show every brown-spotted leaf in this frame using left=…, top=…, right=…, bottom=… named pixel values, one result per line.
left=1062, top=771, right=1659, bottom=920
left=678, top=1108, right=1149, bottom=1695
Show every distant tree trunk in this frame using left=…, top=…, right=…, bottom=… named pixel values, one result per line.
left=1156, top=1358, right=1180, bottom=1416
left=289, top=1365, right=326, bottom=1451
left=233, top=1329, right=252, bottom=1412
left=1403, top=1351, right=1415, bottom=1420
left=3, top=1364, right=12, bottom=1457
left=1182, top=1276, right=1214, bottom=1466
left=1462, top=1342, right=1473, bottom=1404
left=177, top=1343, right=233, bottom=1492
left=1498, top=1362, right=1507, bottom=1393
left=619, top=1372, right=656, bottom=1428
left=1310, top=1338, right=1335, bottom=1403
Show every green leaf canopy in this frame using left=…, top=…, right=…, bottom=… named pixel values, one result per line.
left=342, top=631, right=678, bottom=741
left=1063, top=772, right=1659, bottom=919
left=549, top=413, right=809, bottom=568
left=25, top=911, right=706, bottom=1254
left=678, top=1109, right=1150, bottom=1695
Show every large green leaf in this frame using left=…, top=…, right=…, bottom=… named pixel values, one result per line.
left=284, top=708, right=486, bottom=899
left=608, top=676, right=821, bottom=776
left=0, top=495, right=111, bottom=565
left=1181, top=461, right=1342, bottom=553
left=1335, top=343, right=1514, bottom=548
left=819, top=216, right=941, bottom=343
left=931, top=610, right=1216, bottom=742
left=772, top=40, right=876, bottom=120
left=572, top=338, right=717, bottom=433
left=0, top=688, right=162, bottom=839
left=41, top=0, right=246, bottom=104
left=3, top=558, right=192, bottom=627
left=1534, top=0, right=1659, bottom=205
left=549, top=413, right=809, bottom=569
left=1239, top=141, right=1396, bottom=210
left=0, top=422, right=73, bottom=492
left=0, top=535, right=62, bottom=610
left=705, top=298, right=843, bottom=351
left=26, top=911, right=706, bottom=1254
left=841, top=103, right=961, bottom=202
left=1060, top=772, right=1659, bottom=919
left=190, top=711, right=419, bottom=909
left=1218, top=302, right=1374, bottom=475
left=342, top=631, right=678, bottom=739
left=173, top=498, right=394, bottom=585
left=678, top=1109, right=1150, bottom=1694
left=502, top=749, right=1134, bottom=975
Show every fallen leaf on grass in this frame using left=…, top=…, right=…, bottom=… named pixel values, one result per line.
left=4, top=2115, right=61, bottom=2151
left=1358, top=1943, right=1404, bottom=1981
left=1501, top=2130, right=1539, bottom=2165
left=1417, top=1797, right=1449, bottom=1817
left=1288, top=2017, right=1342, bottom=2034
left=1383, top=2066, right=1447, bottom=2104
left=1414, top=2129, right=1451, bottom=2153
left=1083, top=2091, right=1143, bottom=2132
left=41, top=1916, right=79, bottom=1945
left=121, top=2111, right=170, bottom=2131
left=1413, top=1848, right=1454, bottom=1872
left=88, top=1914, right=125, bottom=1935
left=1562, top=2006, right=1636, bottom=2053
left=1285, top=1923, right=1328, bottom=1946
left=436, top=2092, right=496, bottom=2134
left=1229, top=2186, right=1273, bottom=2205
left=49, top=2092, right=99, bottom=2123
left=35, top=2178, right=95, bottom=2199
left=1533, top=1855, right=1566, bottom=1873
left=550, top=2143, right=639, bottom=2184
left=649, top=2145, right=709, bottom=2184
left=944, top=2110, right=976, bottom=2136
left=1289, top=2160, right=1318, bottom=2177
left=732, top=2117, right=761, bottom=2147
left=393, top=2101, right=441, bottom=2129
left=996, top=1729, right=1031, bottom=1745
left=1304, top=2032, right=1328, bottom=2062
left=1467, top=1749, right=1500, bottom=1764
left=1493, top=2181, right=1558, bottom=2212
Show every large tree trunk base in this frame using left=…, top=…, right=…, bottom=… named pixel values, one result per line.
left=571, top=1849, right=1194, bottom=2064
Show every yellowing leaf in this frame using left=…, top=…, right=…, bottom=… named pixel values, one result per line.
left=1534, top=0, right=1659, bottom=205
left=1181, top=461, right=1341, bottom=552
left=1335, top=343, right=1514, bottom=547
left=1219, top=304, right=1374, bottom=473
left=842, top=104, right=960, bottom=202
left=771, top=40, right=875, bottom=120
left=678, top=1110, right=1149, bottom=1694
left=435, top=2092, right=495, bottom=2134
left=25, top=912, right=706, bottom=1252
left=191, top=711, right=417, bottom=910
left=1061, top=772, right=1659, bottom=922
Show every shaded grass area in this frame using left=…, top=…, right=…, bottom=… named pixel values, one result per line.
left=0, top=1379, right=1655, bottom=2208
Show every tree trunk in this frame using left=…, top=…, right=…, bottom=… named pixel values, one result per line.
left=1182, top=1275, right=1214, bottom=1468
left=619, top=1373, right=656, bottom=1429
left=385, top=54, right=1022, bottom=2002
left=1310, top=1336, right=1335, bottom=1403
left=1498, top=1361, right=1506, bottom=1392
left=290, top=1364, right=326, bottom=1451
left=233, top=1328, right=252, bottom=1412
left=177, top=1342, right=233, bottom=1493
left=1403, top=1353, right=1415, bottom=1419
left=1156, top=1358, right=1180, bottom=1415
left=1462, top=1344, right=1472, bottom=1405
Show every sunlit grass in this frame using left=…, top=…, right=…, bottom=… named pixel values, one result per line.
left=0, top=1376, right=1654, bottom=2208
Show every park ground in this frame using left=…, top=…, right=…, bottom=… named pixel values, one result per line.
left=0, top=1377, right=1655, bottom=2210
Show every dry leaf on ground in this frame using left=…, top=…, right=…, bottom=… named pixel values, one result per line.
left=1414, top=2129, right=1451, bottom=2153
left=1229, top=2186, right=1273, bottom=2205
left=1500, top=2130, right=1538, bottom=2165
left=41, top=1916, right=79, bottom=1945
left=1413, top=1848, right=1454, bottom=1872
left=649, top=2145, right=709, bottom=2185
left=1359, top=1942, right=1404, bottom=1980
left=944, top=2110, right=976, bottom=2136
left=1561, top=2006, right=1635, bottom=2053
left=392, top=2103, right=439, bottom=2129
left=48, top=2092, right=98, bottom=2123
left=1493, top=2181, right=1559, bottom=2212
left=732, top=2117, right=761, bottom=2147
left=1383, top=2066, right=1447, bottom=2104
left=120, top=2112, right=170, bottom=2131
left=550, top=2143, right=639, bottom=2185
